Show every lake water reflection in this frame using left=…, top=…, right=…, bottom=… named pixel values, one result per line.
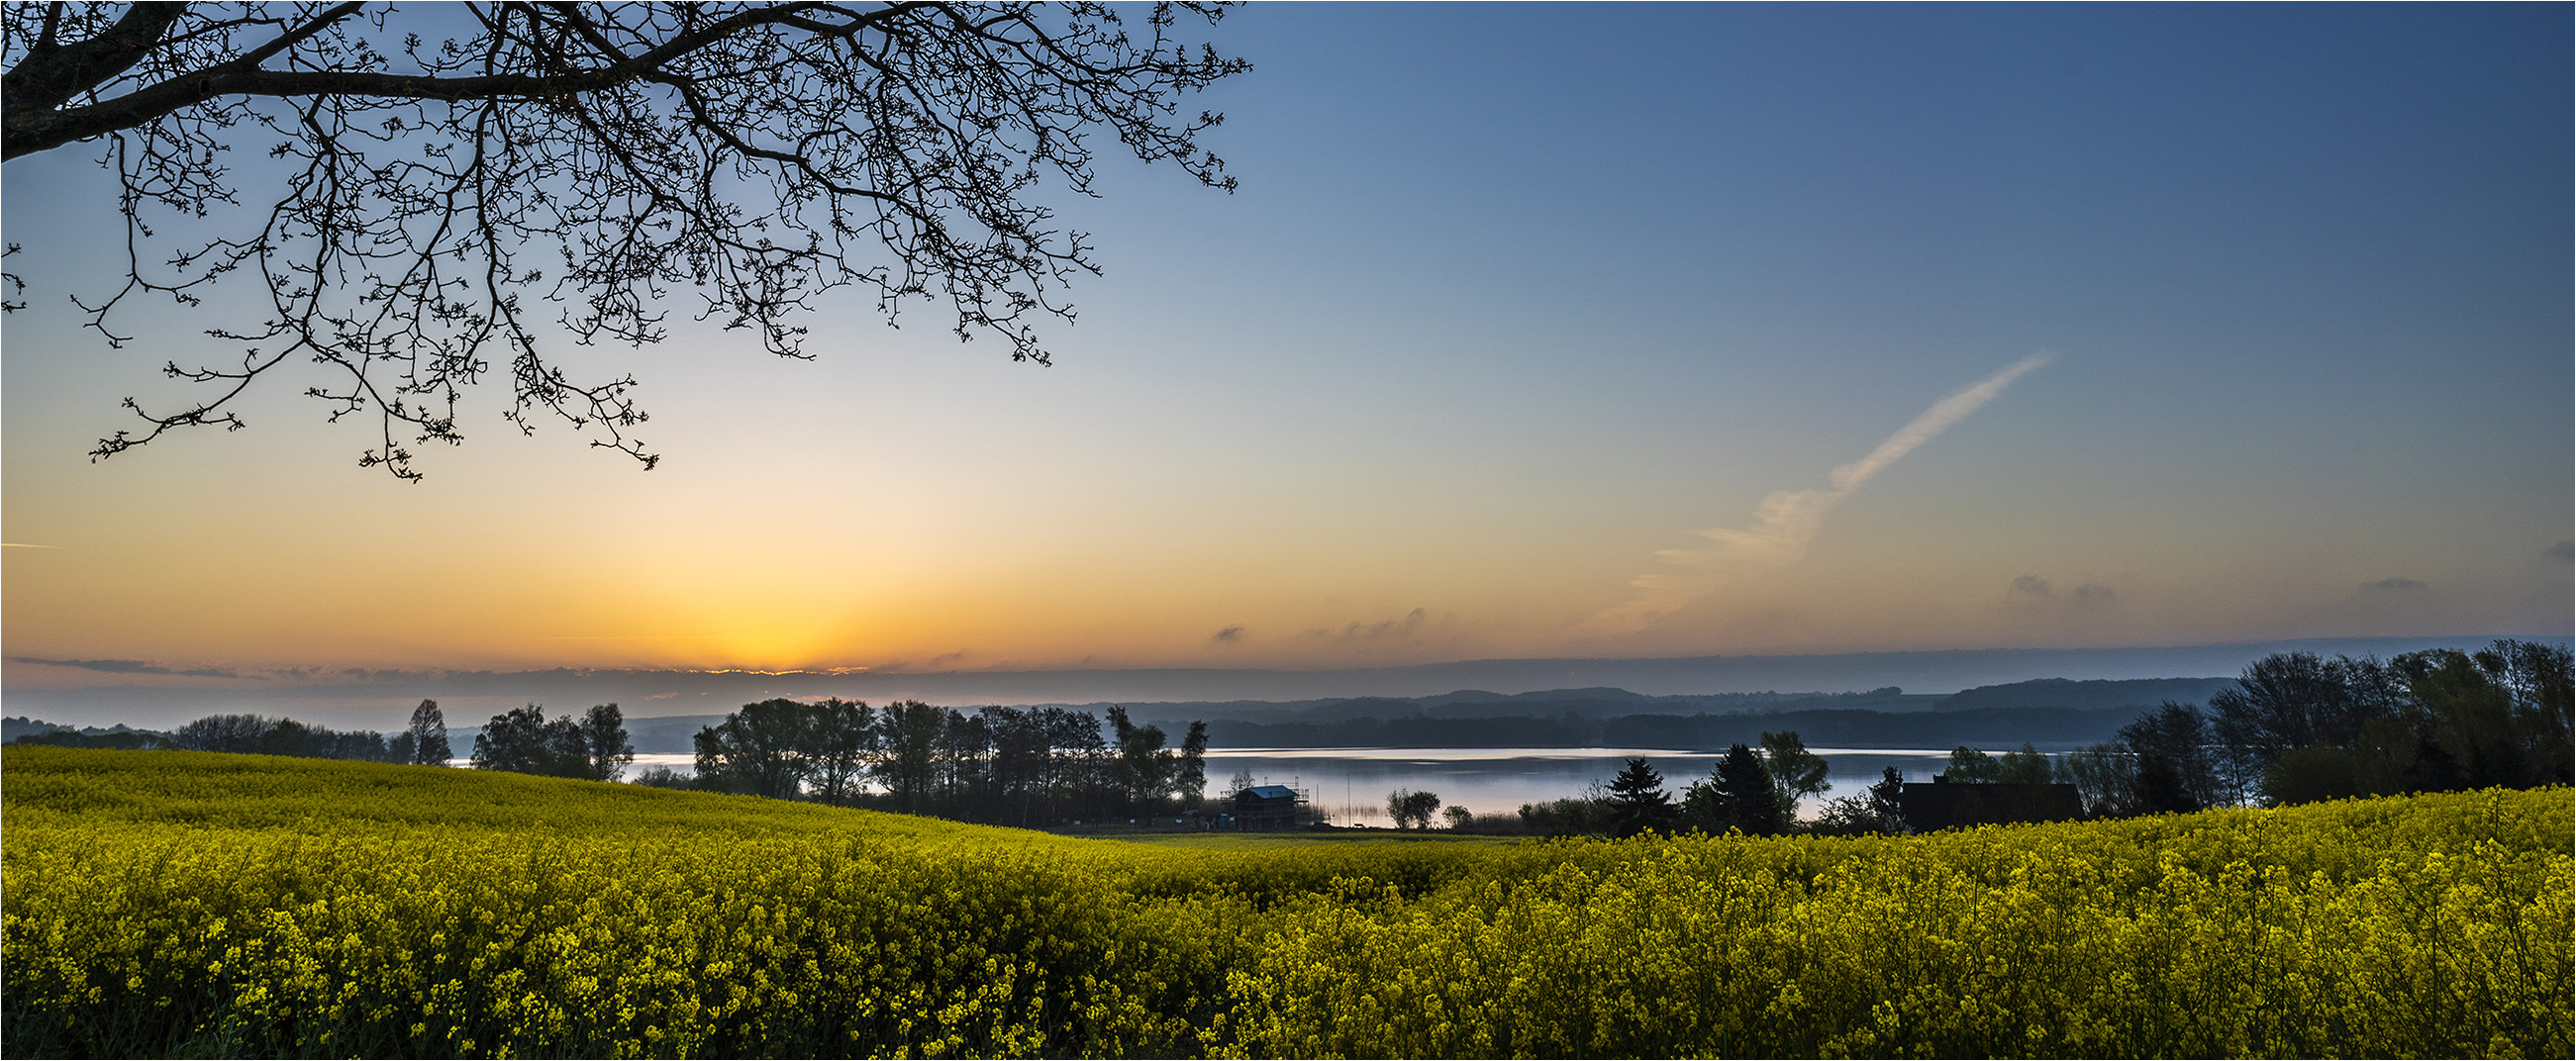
left=1205, top=746, right=1966, bottom=826
left=622, top=745, right=1975, bottom=826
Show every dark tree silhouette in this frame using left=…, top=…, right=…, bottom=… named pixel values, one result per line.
left=2056, top=741, right=2141, bottom=818
left=174, top=713, right=271, bottom=753
left=471, top=703, right=587, bottom=776
left=2117, top=702, right=2219, bottom=813
left=682, top=697, right=1202, bottom=824
left=1175, top=720, right=1209, bottom=810
left=1386, top=788, right=1441, bottom=829
left=1759, top=729, right=1830, bottom=808
left=1816, top=766, right=1908, bottom=834
left=1996, top=741, right=2054, bottom=785
left=170, top=711, right=396, bottom=760
left=1, top=3, right=1245, bottom=479
left=1603, top=757, right=1675, bottom=838
left=1865, top=766, right=1906, bottom=830
left=2208, top=651, right=2390, bottom=782
left=2059, top=640, right=2573, bottom=812
left=402, top=698, right=451, bottom=766
left=1942, top=745, right=2001, bottom=783
left=1685, top=744, right=1786, bottom=836
left=579, top=703, right=635, bottom=782
left=695, top=696, right=814, bottom=799
left=872, top=699, right=947, bottom=810
left=800, top=697, right=878, bottom=807
left=1107, top=706, right=1172, bottom=811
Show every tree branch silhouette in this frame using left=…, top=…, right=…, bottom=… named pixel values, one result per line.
left=2, top=2, right=1245, bottom=479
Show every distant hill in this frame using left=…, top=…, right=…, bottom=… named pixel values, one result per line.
left=628, top=714, right=729, bottom=754
left=2, top=716, right=70, bottom=742
left=594, top=682, right=2223, bottom=754
left=1152, top=677, right=2245, bottom=751
left=1933, top=677, right=2239, bottom=713
left=1202, top=705, right=2149, bottom=753
left=13, top=634, right=2546, bottom=733
left=1117, top=686, right=1942, bottom=727
left=3, top=715, right=164, bottom=742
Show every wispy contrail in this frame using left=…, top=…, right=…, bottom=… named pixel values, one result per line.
left=1585, top=353, right=2051, bottom=634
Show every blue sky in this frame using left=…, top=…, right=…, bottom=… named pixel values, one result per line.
left=4, top=2, right=2567, bottom=699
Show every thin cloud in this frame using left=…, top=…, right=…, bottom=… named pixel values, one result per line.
left=0, top=542, right=66, bottom=548
left=2360, top=577, right=2429, bottom=593
left=7, top=656, right=254, bottom=679
left=1210, top=625, right=1246, bottom=644
left=1304, top=608, right=1432, bottom=642
left=2008, top=575, right=2114, bottom=611
left=2548, top=540, right=2573, bottom=563
left=1587, top=353, right=2051, bottom=633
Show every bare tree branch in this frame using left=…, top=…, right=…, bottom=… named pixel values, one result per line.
left=2, top=2, right=1246, bottom=479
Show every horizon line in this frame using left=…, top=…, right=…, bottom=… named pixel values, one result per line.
left=7, top=631, right=2561, bottom=688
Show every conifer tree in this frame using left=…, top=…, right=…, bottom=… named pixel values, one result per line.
left=1686, top=744, right=1790, bottom=835
left=1605, top=757, right=1676, bottom=837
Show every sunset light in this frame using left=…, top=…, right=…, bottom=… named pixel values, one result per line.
left=4, top=6, right=2567, bottom=1058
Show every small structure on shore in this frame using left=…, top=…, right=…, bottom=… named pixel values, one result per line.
left=1230, top=784, right=1312, bottom=830
left=1898, top=776, right=2084, bottom=830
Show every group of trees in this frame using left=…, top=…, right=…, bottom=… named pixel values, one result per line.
left=1385, top=789, right=1443, bottom=829
left=2049, top=708, right=2229, bottom=818
left=1673, top=731, right=1836, bottom=836
left=1506, top=638, right=2569, bottom=838
left=1379, top=793, right=1499, bottom=831
left=1446, top=732, right=1891, bottom=838
left=1497, top=642, right=2568, bottom=837
left=1899, top=638, right=2572, bottom=821
left=9, top=725, right=173, bottom=751
left=35, top=638, right=2570, bottom=837
left=1508, top=731, right=1880, bottom=839
left=1939, top=743, right=2057, bottom=785
left=52, top=692, right=1216, bottom=829
left=683, top=699, right=1209, bottom=827
left=163, top=700, right=453, bottom=765
left=81, top=699, right=649, bottom=789
left=2043, top=639, right=2570, bottom=815
left=2213, top=640, right=2570, bottom=803
left=468, top=703, right=634, bottom=783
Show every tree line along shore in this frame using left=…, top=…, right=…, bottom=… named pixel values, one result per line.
left=11, top=640, right=2565, bottom=833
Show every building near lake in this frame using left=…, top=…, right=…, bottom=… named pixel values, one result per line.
left=1898, top=777, right=2084, bottom=830
left=1230, top=785, right=1313, bottom=830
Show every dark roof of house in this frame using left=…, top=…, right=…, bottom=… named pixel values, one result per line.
left=1239, top=785, right=1300, bottom=800
left=1898, top=781, right=2083, bottom=830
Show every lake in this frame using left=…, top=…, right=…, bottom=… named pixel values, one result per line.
left=1201, top=746, right=1974, bottom=825
left=617, top=745, right=1978, bottom=826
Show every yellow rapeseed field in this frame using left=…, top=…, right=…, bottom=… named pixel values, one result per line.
left=4, top=746, right=2567, bottom=1058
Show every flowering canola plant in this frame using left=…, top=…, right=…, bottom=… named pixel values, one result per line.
left=5, top=746, right=2566, bottom=1057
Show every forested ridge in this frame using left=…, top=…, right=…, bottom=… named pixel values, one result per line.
left=1200, top=704, right=2146, bottom=750
left=15, top=641, right=2566, bottom=840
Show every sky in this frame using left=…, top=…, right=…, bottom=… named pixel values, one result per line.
left=4, top=4, right=2569, bottom=715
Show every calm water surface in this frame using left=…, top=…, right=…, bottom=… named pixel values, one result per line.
left=618, top=745, right=1986, bottom=826
left=1205, top=746, right=1967, bottom=825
